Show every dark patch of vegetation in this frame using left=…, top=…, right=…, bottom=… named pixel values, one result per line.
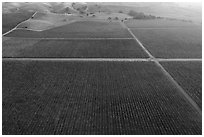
left=114, top=17, right=119, bottom=20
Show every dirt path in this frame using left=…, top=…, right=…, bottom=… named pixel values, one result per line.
left=2, top=37, right=134, bottom=40
left=15, top=28, right=44, bottom=32
left=3, top=11, right=38, bottom=36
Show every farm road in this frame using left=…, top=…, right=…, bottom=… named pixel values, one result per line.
left=121, top=22, right=154, bottom=59
left=121, top=21, right=202, bottom=117
left=3, top=58, right=202, bottom=62
left=157, top=58, right=202, bottom=62
left=2, top=58, right=150, bottom=62
left=3, top=37, right=134, bottom=40
left=129, top=27, right=196, bottom=29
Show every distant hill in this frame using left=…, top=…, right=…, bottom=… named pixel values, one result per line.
left=87, top=2, right=201, bottom=23
left=2, top=2, right=88, bottom=14
left=3, top=2, right=201, bottom=24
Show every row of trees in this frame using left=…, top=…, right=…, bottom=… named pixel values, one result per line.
left=118, top=10, right=162, bottom=20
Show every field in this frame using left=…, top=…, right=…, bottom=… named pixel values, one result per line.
left=160, top=61, right=202, bottom=109
left=125, top=19, right=200, bottom=28
left=5, top=21, right=132, bottom=38
left=3, top=39, right=148, bottom=58
left=131, top=27, right=201, bottom=58
left=2, top=61, right=201, bottom=135
left=2, top=12, right=34, bottom=34
left=9, top=11, right=131, bottom=32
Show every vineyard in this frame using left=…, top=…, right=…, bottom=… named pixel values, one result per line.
left=2, top=4, right=202, bottom=135
left=131, top=27, right=201, bottom=58
left=3, top=61, right=201, bottom=134
left=3, top=39, right=149, bottom=58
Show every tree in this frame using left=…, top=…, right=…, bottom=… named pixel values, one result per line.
left=115, top=17, right=119, bottom=20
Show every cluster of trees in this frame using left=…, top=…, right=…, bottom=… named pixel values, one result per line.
left=128, top=10, right=158, bottom=19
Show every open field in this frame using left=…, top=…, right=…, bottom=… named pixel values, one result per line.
left=2, top=11, right=34, bottom=34
left=5, top=21, right=132, bottom=38
left=125, top=19, right=200, bottom=28
left=161, top=61, right=202, bottom=109
left=131, top=27, right=201, bottom=58
left=3, top=61, right=201, bottom=135
left=3, top=39, right=148, bottom=58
